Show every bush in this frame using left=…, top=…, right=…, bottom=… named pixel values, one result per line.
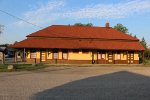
left=139, top=57, right=143, bottom=64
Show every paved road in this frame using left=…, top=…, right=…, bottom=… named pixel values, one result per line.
left=1, top=66, right=150, bottom=100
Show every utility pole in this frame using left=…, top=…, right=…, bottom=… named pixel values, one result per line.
left=0, top=25, right=4, bottom=64
left=0, top=25, right=4, bottom=45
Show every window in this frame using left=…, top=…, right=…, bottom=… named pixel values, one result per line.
left=72, top=49, right=79, bottom=53
left=82, top=50, right=89, bottom=54
left=98, top=52, right=101, bottom=59
left=53, top=53, right=58, bottom=59
left=62, top=53, right=68, bottom=59
left=117, top=52, right=121, bottom=60
left=102, top=53, right=106, bottom=59
left=30, top=51, right=36, bottom=59
left=53, top=50, right=59, bottom=59
left=98, top=52, right=106, bottom=60
left=62, top=50, right=68, bottom=59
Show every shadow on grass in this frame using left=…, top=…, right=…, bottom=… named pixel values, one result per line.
left=32, top=71, right=150, bottom=100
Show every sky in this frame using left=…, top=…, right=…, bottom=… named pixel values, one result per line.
left=0, top=0, right=150, bottom=47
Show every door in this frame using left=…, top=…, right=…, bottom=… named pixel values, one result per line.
left=41, top=51, right=46, bottom=62
left=108, top=51, right=113, bottom=64
left=127, top=51, right=134, bottom=64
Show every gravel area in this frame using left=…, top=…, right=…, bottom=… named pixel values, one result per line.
left=1, top=66, right=150, bottom=100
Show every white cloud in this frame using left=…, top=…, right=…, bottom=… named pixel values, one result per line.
left=16, top=0, right=150, bottom=27
left=15, top=0, right=65, bottom=27
left=63, top=0, right=150, bottom=19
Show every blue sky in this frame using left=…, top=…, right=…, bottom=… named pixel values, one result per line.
left=0, top=0, right=150, bottom=47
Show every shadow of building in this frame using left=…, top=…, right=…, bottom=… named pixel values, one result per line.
left=32, top=71, right=150, bottom=100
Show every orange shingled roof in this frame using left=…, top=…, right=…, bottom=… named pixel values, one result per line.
left=12, top=38, right=145, bottom=51
left=27, top=25, right=139, bottom=41
left=11, top=25, right=145, bottom=50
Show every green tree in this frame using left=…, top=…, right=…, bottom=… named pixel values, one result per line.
left=134, top=35, right=137, bottom=38
left=74, top=23, right=93, bottom=26
left=140, top=37, right=147, bottom=49
left=144, top=49, right=150, bottom=59
left=114, top=24, right=128, bottom=33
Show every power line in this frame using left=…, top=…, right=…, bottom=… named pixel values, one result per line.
left=0, top=9, right=43, bottom=28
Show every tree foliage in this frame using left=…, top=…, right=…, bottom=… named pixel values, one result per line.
left=134, top=35, right=137, bottom=38
left=114, top=24, right=128, bottom=33
left=140, top=37, right=147, bottom=49
left=144, top=49, right=150, bottom=59
left=74, top=23, right=93, bottom=26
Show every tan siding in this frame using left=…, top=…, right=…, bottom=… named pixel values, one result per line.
left=36, top=51, right=40, bottom=59
left=68, top=50, right=92, bottom=60
left=59, top=51, right=62, bottom=59
left=47, top=50, right=52, bottom=59
left=121, top=52, right=127, bottom=60
left=27, top=51, right=30, bottom=59
left=134, top=52, right=139, bottom=60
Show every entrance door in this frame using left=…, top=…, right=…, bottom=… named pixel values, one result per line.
left=41, top=51, right=46, bottom=62
left=127, top=51, right=134, bottom=64
left=108, top=51, right=113, bottom=64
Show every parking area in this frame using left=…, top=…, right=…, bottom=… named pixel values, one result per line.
left=1, top=65, right=150, bottom=100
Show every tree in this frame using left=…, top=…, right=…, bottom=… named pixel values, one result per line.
left=74, top=23, right=93, bottom=26
left=114, top=24, right=128, bottom=33
left=140, top=37, right=147, bottom=49
left=134, top=35, right=137, bottom=38
left=86, top=23, right=93, bottom=26
left=144, top=49, right=150, bottom=59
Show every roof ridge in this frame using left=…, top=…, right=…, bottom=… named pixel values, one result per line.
left=51, top=25, right=112, bottom=28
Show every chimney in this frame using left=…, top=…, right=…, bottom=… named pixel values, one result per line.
left=105, top=22, right=110, bottom=28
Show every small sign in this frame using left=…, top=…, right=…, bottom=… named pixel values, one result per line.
left=8, top=65, right=14, bottom=70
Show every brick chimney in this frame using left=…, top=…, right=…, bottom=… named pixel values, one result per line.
left=105, top=22, right=110, bottom=28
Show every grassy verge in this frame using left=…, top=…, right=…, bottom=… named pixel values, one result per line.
left=0, top=63, right=48, bottom=72
left=144, top=59, right=150, bottom=66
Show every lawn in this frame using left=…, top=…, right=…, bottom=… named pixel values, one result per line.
left=0, top=63, right=48, bottom=72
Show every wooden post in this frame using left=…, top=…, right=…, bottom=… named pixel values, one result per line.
left=20, top=51, right=23, bottom=62
left=92, top=50, right=94, bottom=64
left=23, top=48, right=26, bottom=62
left=2, top=52, right=5, bottom=64
left=14, top=51, right=17, bottom=63
left=1, top=52, right=4, bottom=64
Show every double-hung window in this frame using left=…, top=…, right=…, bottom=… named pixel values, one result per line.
left=62, top=50, right=68, bottom=60
left=30, top=50, right=36, bottom=59
left=98, top=52, right=106, bottom=60
left=117, top=52, right=121, bottom=60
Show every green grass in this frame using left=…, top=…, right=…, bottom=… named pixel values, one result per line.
left=0, top=63, right=48, bottom=72
left=144, top=59, right=150, bottom=65
left=0, top=64, right=8, bottom=72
